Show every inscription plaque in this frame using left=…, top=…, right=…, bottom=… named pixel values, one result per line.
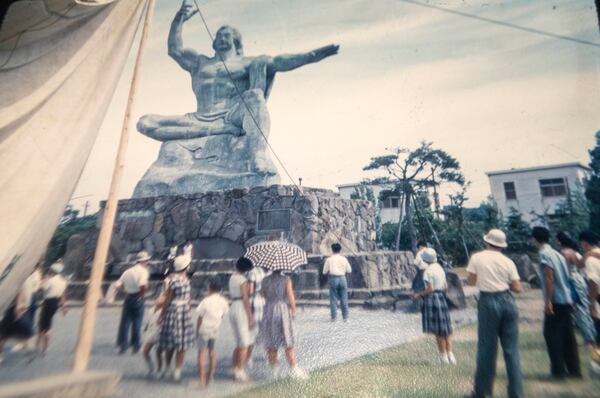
left=257, top=209, right=291, bottom=232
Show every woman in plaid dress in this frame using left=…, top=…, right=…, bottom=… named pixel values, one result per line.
left=159, top=255, right=194, bottom=381
left=413, top=248, right=456, bottom=365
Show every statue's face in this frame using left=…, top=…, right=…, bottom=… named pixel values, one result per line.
left=213, top=28, right=235, bottom=53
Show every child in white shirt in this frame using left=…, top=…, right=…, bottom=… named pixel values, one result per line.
left=196, top=279, right=229, bottom=386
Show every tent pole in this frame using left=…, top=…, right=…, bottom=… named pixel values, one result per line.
left=72, top=0, right=156, bottom=373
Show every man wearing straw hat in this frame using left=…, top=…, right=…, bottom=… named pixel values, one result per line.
left=116, top=251, right=151, bottom=354
left=466, top=229, right=523, bottom=398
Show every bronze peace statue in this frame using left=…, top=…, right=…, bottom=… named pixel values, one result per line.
left=133, top=2, right=339, bottom=197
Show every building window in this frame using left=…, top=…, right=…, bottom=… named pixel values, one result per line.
left=503, top=182, right=517, bottom=200
left=539, top=178, right=568, bottom=198
left=381, top=197, right=401, bottom=208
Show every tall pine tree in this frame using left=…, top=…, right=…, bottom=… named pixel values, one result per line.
left=586, top=131, right=600, bottom=234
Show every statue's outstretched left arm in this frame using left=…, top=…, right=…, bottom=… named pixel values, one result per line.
left=269, top=44, right=339, bottom=73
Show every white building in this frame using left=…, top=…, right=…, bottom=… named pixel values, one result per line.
left=486, top=162, right=590, bottom=224
left=337, top=183, right=402, bottom=224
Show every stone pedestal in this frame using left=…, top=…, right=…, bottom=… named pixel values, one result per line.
left=62, top=185, right=425, bottom=303
left=0, top=371, right=119, bottom=398
left=64, top=185, right=377, bottom=276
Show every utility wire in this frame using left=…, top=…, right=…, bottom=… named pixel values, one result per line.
left=398, top=0, right=600, bottom=49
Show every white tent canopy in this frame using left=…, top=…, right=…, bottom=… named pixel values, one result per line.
left=0, top=0, right=147, bottom=312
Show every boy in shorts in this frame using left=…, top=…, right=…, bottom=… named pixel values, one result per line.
left=196, top=279, right=229, bottom=386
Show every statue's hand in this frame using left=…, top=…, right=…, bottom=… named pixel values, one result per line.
left=177, top=3, right=198, bottom=22
left=311, top=44, right=340, bottom=62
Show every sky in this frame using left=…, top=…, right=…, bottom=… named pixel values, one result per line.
left=71, top=0, right=600, bottom=214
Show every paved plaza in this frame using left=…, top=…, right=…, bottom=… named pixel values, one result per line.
left=0, top=305, right=476, bottom=397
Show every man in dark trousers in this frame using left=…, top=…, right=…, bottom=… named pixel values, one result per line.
left=532, top=226, right=581, bottom=379
left=323, top=243, right=352, bottom=322
left=116, top=251, right=151, bottom=354
left=466, top=229, right=523, bottom=398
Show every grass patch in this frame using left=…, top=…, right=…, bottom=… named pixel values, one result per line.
left=233, top=323, right=600, bottom=398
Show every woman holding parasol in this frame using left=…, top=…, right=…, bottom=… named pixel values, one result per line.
left=245, top=241, right=309, bottom=380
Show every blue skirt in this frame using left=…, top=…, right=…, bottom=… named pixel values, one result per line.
left=422, top=291, right=452, bottom=336
left=0, top=304, right=35, bottom=339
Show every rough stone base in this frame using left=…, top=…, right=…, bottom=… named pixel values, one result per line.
left=63, top=185, right=378, bottom=278
left=445, top=271, right=466, bottom=309
left=0, top=371, right=119, bottom=398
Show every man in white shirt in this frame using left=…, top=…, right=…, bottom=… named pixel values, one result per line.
left=579, top=230, right=600, bottom=346
left=116, top=251, right=151, bottom=354
left=323, top=243, right=352, bottom=321
left=466, top=229, right=523, bottom=398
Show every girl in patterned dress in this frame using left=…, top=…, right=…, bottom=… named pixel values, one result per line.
left=158, top=255, right=194, bottom=381
left=412, top=248, right=455, bottom=365
left=258, top=270, right=307, bottom=379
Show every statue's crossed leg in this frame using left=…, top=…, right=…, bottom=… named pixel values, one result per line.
left=137, top=88, right=276, bottom=176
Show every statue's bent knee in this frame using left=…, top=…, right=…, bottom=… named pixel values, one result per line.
left=137, top=114, right=156, bottom=133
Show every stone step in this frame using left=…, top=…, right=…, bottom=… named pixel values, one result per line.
left=0, top=371, right=119, bottom=398
left=295, top=299, right=366, bottom=308
left=65, top=280, right=413, bottom=303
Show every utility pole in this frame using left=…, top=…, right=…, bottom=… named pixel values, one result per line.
left=83, top=201, right=90, bottom=217
left=71, top=0, right=156, bottom=373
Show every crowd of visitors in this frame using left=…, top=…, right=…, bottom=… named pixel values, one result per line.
left=409, top=226, right=600, bottom=398
left=114, top=243, right=309, bottom=386
left=1, top=227, right=600, bottom=394
left=0, top=261, right=68, bottom=364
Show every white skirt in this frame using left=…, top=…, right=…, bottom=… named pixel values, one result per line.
left=229, top=300, right=257, bottom=347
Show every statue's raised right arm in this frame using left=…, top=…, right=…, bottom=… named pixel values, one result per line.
left=168, top=3, right=200, bottom=72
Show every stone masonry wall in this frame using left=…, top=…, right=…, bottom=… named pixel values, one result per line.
left=63, top=185, right=377, bottom=277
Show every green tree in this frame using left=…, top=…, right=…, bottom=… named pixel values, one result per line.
left=45, top=214, right=97, bottom=266
left=504, top=207, right=533, bottom=253
left=473, top=197, right=503, bottom=231
left=553, top=189, right=590, bottom=237
left=585, top=130, right=600, bottom=234
left=530, top=184, right=589, bottom=239
left=363, top=142, right=465, bottom=252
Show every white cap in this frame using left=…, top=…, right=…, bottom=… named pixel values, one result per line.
left=136, top=251, right=151, bottom=263
left=50, top=262, right=64, bottom=274
left=421, top=248, right=437, bottom=264
left=483, top=229, right=508, bottom=248
left=173, top=255, right=191, bottom=272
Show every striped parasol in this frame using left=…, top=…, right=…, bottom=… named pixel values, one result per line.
left=244, top=241, right=307, bottom=272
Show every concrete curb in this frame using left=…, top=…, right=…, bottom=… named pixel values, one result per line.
left=0, top=371, right=120, bottom=398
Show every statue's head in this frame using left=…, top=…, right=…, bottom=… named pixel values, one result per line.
left=213, top=25, right=243, bottom=55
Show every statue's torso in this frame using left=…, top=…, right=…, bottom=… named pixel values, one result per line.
left=192, top=56, right=251, bottom=114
